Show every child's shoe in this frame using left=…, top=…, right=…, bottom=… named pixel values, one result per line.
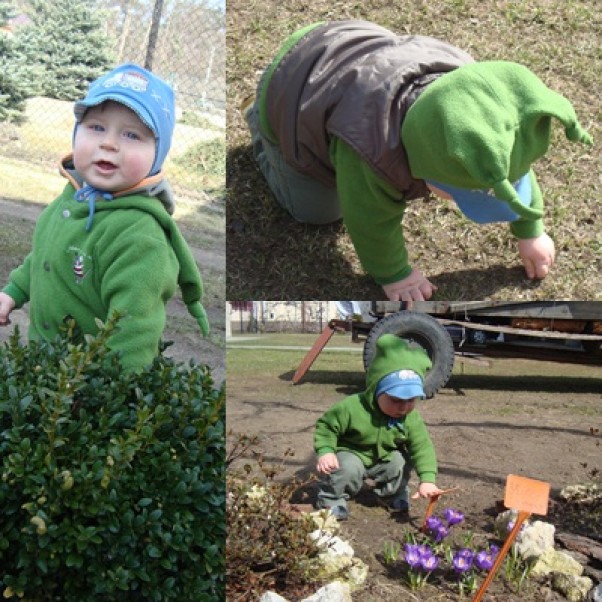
left=329, top=505, right=349, bottom=521
left=389, top=498, right=410, bottom=514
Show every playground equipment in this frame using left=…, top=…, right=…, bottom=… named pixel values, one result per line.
left=292, top=301, right=602, bottom=397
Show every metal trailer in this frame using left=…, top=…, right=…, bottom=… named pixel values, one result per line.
left=292, top=301, right=602, bottom=397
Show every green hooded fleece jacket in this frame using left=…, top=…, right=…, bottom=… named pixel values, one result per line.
left=2, top=156, right=209, bottom=371
left=314, top=335, right=437, bottom=484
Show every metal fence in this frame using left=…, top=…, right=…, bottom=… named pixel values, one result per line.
left=228, top=302, right=343, bottom=334
left=0, top=0, right=225, bottom=200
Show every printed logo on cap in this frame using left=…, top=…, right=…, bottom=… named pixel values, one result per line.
left=103, top=70, right=149, bottom=93
left=397, top=370, right=418, bottom=380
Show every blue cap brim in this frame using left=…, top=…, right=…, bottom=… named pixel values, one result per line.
left=385, top=383, right=425, bottom=400
left=427, top=173, right=532, bottom=224
left=74, top=95, right=157, bottom=138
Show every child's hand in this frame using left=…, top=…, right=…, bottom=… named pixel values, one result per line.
left=517, top=233, right=556, bottom=279
left=382, top=268, right=437, bottom=301
left=316, top=453, right=339, bottom=475
left=0, top=292, right=16, bottom=326
left=411, top=482, right=444, bottom=499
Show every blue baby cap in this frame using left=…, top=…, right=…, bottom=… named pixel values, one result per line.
left=74, top=64, right=175, bottom=176
left=427, top=172, right=532, bottom=224
left=375, top=369, right=425, bottom=401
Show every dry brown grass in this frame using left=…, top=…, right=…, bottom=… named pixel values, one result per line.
left=226, top=0, right=601, bottom=300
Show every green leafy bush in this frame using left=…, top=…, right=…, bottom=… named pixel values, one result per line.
left=0, top=317, right=225, bottom=601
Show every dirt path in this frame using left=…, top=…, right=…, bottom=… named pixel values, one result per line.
left=0, top=198, right=225, bottom=384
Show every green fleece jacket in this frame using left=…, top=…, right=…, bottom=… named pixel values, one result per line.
left=314, top=335, right=437, bottom=483
left=3, top=158, right=208, bottom=371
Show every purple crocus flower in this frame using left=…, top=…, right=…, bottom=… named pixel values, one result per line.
left=404, top=544, right=422, bottom=569
left=475, top=545, right=500, bottom=571
left=425, top=515, right=443, bottom=531
left=417, top=544, right=433, bottom=557
left=452, top=548, right=474, bottom=573
left=475, top=549, right=494, bottom=571
left=420, top=552, right=440, bottom=571
left=432, top=524, right=450, bottom=543
left=444, top=507, right=465, bottom=526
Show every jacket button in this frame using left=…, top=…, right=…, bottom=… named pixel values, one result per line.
left=43, top=322, right=50, bottom=330
left=62, top=210, right=71, bottom=218
left=43, top=261, right=51, bottom=271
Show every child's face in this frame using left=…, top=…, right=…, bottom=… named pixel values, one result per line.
left=377, top=393, right=417, bottom=418
left=73, top=101, right=156, bottom=192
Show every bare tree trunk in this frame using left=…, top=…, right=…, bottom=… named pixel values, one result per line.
left=144, top=0, right=164, bottom=70
left=117, top=0, right=131, bottom=63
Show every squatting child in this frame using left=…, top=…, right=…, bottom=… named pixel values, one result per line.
left=245, top=20, right=593, bottom=301
left=314, top=334, right=442, bottom=520
left=0, top=64, right=209, bottom=371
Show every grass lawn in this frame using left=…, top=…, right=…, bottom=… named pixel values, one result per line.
left=226, top=0, right=601, bottom=300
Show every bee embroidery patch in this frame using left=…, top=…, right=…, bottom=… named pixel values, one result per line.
left=73, top=255, right=85, bottom=281
left=67, top=247, right=93, bottom=284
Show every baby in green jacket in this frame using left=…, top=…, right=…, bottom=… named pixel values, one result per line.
left=314, top=334, right=443, bottom=520
left=246, top=20, right=593, bottom=301
left=0, top=64, right=209, bottom=371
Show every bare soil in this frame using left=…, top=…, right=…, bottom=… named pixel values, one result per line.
left=226, top=352, right=602, bottom=600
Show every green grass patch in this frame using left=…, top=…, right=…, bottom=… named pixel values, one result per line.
left=0, top=158, right=64, bottom=205
left=174, top=137, right=226, bottom=188
left=180, top=110, right=225, bottom=132
left=227, top=343, right=360, bottom=368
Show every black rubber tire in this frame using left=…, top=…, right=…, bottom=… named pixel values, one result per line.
left=362, top=311, right=455, bottom=398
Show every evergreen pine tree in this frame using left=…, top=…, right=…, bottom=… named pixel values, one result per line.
left=0, top=1, right=36, bottom=122
left=15, top=0, right=114, bottom=101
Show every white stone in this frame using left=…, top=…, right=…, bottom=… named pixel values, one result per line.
left=531, top=548, right=584, bottom=577
left=301, top=580, right=352, bottom=602
left=309, top=531, right=354, bottom=557
left=345, top=557, right=369, bottom=590
left=514, top=520, right=556, bottom=559
left=317, top=549, right=354, bottom=578
left=591, top=582, right=602, bottom=602
left=551, top=573, right=593, bottom=602
left=560, top=483, right=600, bottom=503
left=259, top=592, right=289, bottom=602
left=309, top=509, right=341, bottom=535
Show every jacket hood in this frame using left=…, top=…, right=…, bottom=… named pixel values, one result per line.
left=401, top=61, right=592, bottom=220
left=58, top=155, right=209, bottom=338
left=365, top=335, right=432, bottom=405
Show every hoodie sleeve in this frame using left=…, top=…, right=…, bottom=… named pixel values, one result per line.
left=3, top=253, right=33, bottom=307
left=509, top=169, right=544, bottom=240
left=314, top=400, right=351, bottom=458
left=330, top=136, right=413, bottom=285
left=404, top=410, right=437, bottom=483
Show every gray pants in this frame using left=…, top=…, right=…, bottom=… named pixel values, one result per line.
left=245, top=90, right=342, bottom=225
left=316, top=450, right=412, bottom=510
